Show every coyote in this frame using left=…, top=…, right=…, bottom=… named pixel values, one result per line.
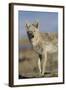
left=25, top=21, right=58, bottom=76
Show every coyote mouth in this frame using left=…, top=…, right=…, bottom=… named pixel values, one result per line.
left=27, top=31, right=34, bottom=40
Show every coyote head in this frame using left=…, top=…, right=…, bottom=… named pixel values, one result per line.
left=25, top=22, right=39, bottom=41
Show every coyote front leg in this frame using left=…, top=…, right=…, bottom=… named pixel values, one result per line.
left=38, top=54, right=42, bottom=75
left=37, top=58, right=41, bottom=74
left=41, top=51, right=47, bottom=75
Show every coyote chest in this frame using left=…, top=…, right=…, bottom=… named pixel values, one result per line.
left=31, top=32, right=44, bottom=54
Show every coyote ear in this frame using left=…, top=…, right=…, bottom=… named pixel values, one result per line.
left=36, top=22, right=39, bottom=28
left=33, top=22, right=39, bottom=28
left=25, top=23, right=30, bottom=30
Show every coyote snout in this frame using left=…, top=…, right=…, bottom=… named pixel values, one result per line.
left=27, top=31, right=34, bottom=40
